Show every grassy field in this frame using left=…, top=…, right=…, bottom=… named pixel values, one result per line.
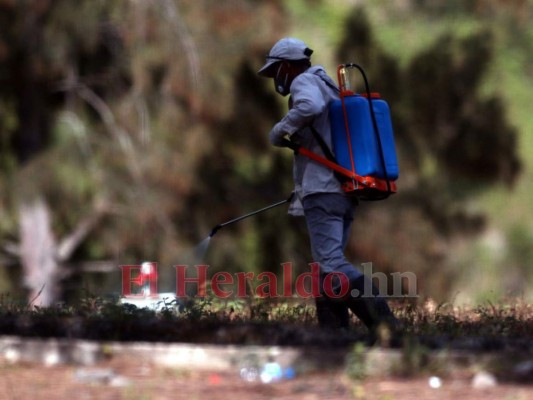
left=1, top=294, right=531, bottom=350
left=1, top=294, right=531, bottom=398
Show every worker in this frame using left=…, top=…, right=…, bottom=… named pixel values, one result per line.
left=258, top=38, right=398, bottom=336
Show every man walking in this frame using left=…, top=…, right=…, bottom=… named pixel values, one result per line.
left=258, top=38, right=397, bottom=335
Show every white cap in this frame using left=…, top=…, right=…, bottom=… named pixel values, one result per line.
left=258, top=38, right=313, bottom=77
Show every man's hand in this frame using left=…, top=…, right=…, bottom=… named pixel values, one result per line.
left=269, top=122, right=289, bottom=147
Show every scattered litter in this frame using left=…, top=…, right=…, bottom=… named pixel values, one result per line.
left=74, top=368, right=116, bottom=385
left=471, top=371, right=497, bottom=389
left=109, top=375, right=132, bottom=388
left=428, top=376, right=442, bottom=389
left=284, top=367, right=296, bottom=380
left=240, top=366, right=259, bottom=382
left=208, top=373, right=222, bottom=385
left=240, top=361, right=295, bottom=384
left=4, top=348, right=20, bottom=364
left=260, top=361, right=283, bottom=383
left=44, top=351, right=61, bottom=367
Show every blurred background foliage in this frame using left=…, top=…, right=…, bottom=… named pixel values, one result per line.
left=0, top=0, right=531, bottom=305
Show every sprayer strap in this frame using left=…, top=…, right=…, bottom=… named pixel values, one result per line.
left=308, top=124, right=336, bottom=162
left=310, top=71, right=343, bottom=165
left=308, top=75, right=346, bottom=180
left=307, top=123, right=351, bottom=185
left=312, top=71, right=340, bottom=94
left=304, top=70, right=349, bottom=183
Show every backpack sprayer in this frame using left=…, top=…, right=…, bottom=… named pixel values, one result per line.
left=283, top=64, right=399, bottom=201
left=204, top=65, right=397, bottom=241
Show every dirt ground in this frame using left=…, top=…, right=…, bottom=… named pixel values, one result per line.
left=1, top=355, right=531, bottom=400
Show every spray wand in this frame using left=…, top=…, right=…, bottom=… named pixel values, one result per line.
left=208, top=193, right=294, bottom=238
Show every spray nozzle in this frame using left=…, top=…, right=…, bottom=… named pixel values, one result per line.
left=209, top=224, right=222, bottom=238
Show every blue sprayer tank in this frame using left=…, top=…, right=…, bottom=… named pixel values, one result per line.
left=329, top=93, right=399, bottom=181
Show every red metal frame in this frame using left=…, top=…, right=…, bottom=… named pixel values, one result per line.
left=297, top=146, right=396, bottom=194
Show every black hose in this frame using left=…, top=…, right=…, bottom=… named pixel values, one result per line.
left=209, top=193, right=294, bottom=237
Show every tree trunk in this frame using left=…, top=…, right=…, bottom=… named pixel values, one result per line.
left=18, top=197, right=61, bottom=307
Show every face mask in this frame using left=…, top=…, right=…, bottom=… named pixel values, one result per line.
left=274, top=63, right=290, bottom=96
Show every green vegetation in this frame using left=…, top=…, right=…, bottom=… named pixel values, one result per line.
left=0, top=0, right=531, bottom=307
left=288, top=0, right=533, bottom=303
left=0, top=293, right=530, bottom=353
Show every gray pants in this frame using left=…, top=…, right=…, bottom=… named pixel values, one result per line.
left=302, top=192, right=362, bottom=286
left=303, top=192, right=397, bottom=332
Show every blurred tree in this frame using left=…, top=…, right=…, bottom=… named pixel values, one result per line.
left=0, top=0, right=128, bottom=305
left=0, top=0, right=288, bottom=303
left=336, top=8, right=521, bottom=298
left=3, top=0, right=523, bottom=305
left=413, top=0, right=530, bottom=22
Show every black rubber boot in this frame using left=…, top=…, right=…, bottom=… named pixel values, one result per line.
left=344, top=276, right=399, bottom=343
left=315, top=296, right=350, bottom=329
left=315, top=272, right=350, bottom=329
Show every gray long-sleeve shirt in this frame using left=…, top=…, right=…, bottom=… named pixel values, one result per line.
left=269, top=66, right=344, bottom=215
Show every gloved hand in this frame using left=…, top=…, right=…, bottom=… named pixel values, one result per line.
left=269, top=122, right=289, bottom=147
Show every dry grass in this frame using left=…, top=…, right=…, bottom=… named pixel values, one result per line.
left=0, top=294, right=531, bottom=351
